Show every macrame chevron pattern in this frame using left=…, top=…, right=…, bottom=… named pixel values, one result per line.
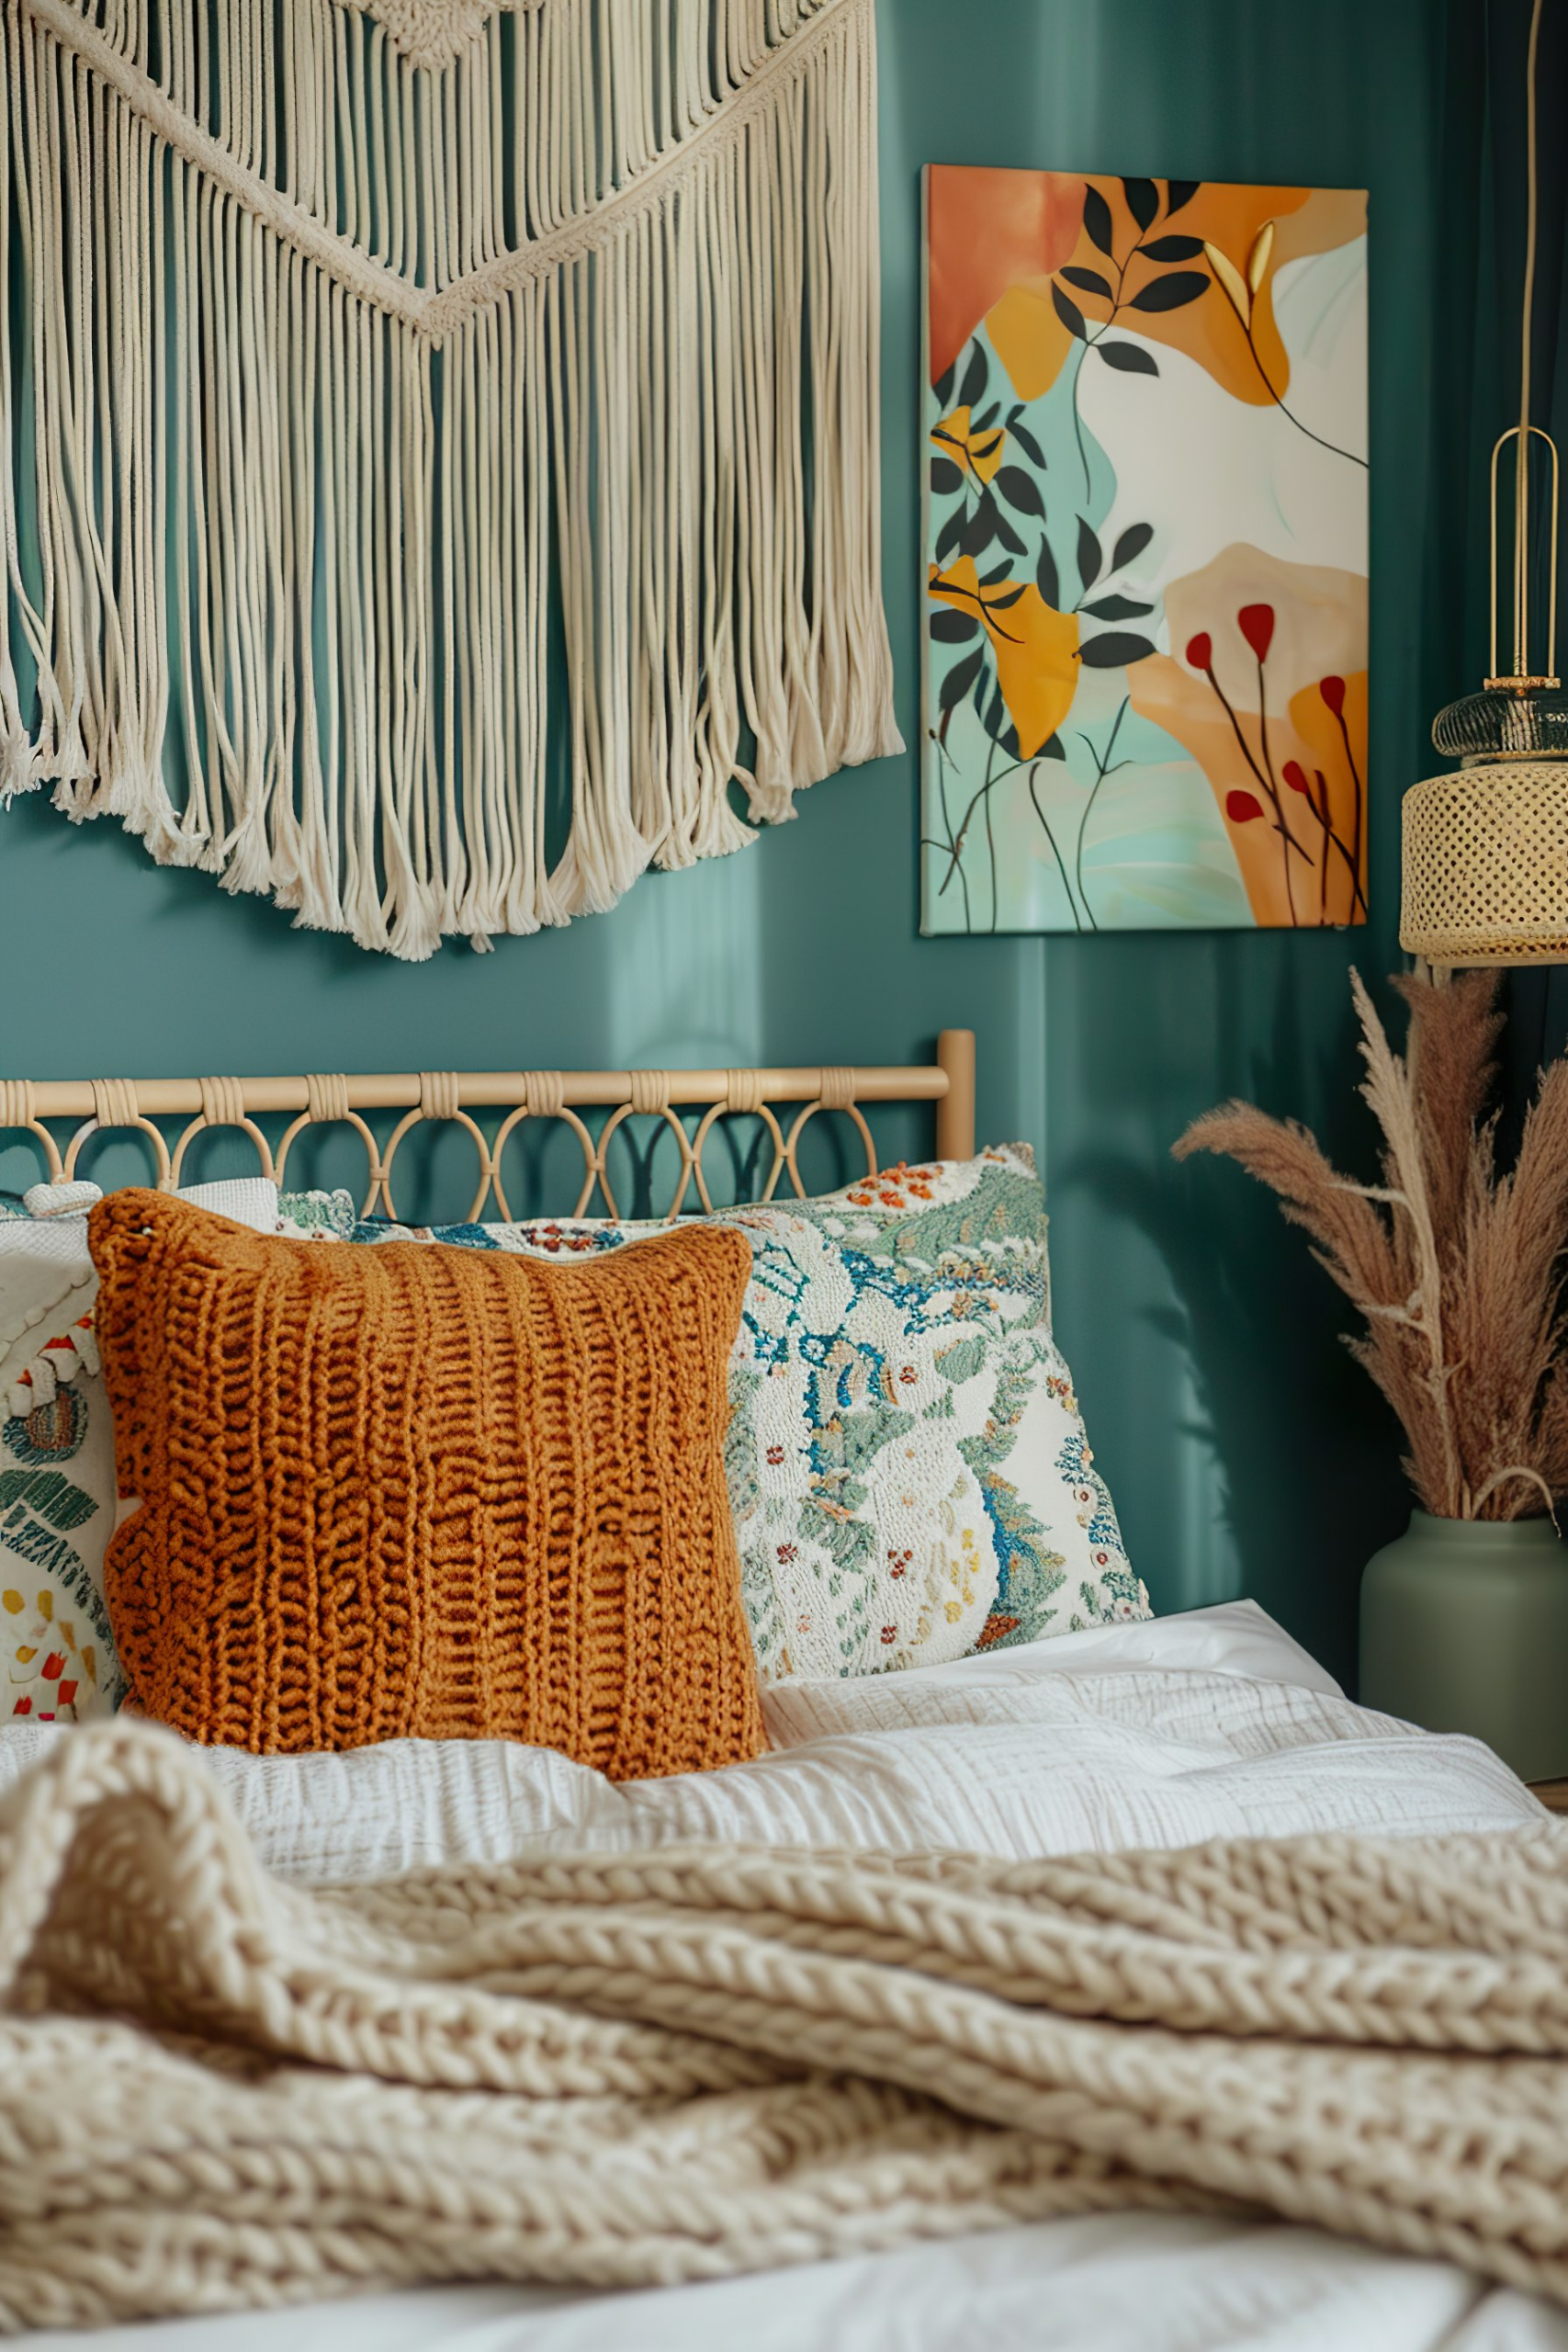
left=339, top=0, right=537, bottom=72
left=0, top=0, right=899, bottom=956
left=2, top=1717, right=1568, bottom=2328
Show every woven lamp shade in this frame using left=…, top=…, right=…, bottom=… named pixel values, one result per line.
left=1401, top=759, right=1568, bottom=964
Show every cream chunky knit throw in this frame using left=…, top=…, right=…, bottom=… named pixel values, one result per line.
left=3, top=1721, right=1568, bottom=2331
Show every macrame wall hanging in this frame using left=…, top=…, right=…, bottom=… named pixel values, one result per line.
left=0, top=0, right=899, bottom=956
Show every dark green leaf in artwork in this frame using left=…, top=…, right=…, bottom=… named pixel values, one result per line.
left=992, top=507, right=1026, bottom=556
left=1122, top=176, right=1160, bottom=231
left=993, top=464, right=1044, bottom=517
left=930, top=457, right=964, bottom=496
left=1050, top=282, right=1087, bottom=342
left=984, top=584, right=1026, bottom=611
left=967, top=431, right=1005, bottom=465
left=973, top=665, right=990, bottom=713
left=930, top=424, right=964, bottom=448
left=1040, top=732, right=1066, bottom=760
left=961, top=500, right=997, bottom=557
left=1078, top=631, right=1156, bottom=668
left=1130, top=271, right=1208, bottom=312
left=1111, top=521, right=1155, bottom=569
left=1036, top=538, right=1061, bottom=610
left=979, top=558, right=1013, bottom=584
left=985, top=684, right=1008, bottom=738
left=1082, top=183, right=1115, bottom=255
left=1007, top=418, right=1045, bottom=468
left=1076, top=515, right=1102, bottom=592
left=940, top=645, right=985, bottom=710
left=1165, top=178, right=1201, bottom=215
left=1095, top=340, right=1159, bottom=377
left=1000, top=720, right=1021, bottom=758
left=1061, top=265, right=1113, bottom=300
left=1082, top=594, right=1154, bottom=621
left=931, top=608, right=980, bottom=643
left=934, top=360, right=957, bottom=406
left=959, top=343, right=989, bottom=408
left=934, top=504, right=964, bottom=561
left=973, top=401, right=1000, bottom=429
left=1139, top=233, right=1205, bottom=262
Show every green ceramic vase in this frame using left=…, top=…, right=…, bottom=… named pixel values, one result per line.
left=1359, top=1508, right=1568, bottom=1780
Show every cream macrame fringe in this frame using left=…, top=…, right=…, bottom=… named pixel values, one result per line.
left=0, top=0, right=900, bottom=956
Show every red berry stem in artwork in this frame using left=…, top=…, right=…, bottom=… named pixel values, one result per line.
left=1280, top=751, right=1367, bottom=922
left=1319, top=675, right=1365, bottom=918
left=1186, top=621, right=1312, bottom=926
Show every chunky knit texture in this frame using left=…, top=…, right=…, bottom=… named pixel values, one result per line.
left=1, top=1718, right=1566, bottom=2331
left=88, top=1192, right=761, bottom=1772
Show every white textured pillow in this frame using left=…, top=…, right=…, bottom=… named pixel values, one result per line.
left=344, top=1146, right=1149, bottom=1680
left=0, top=1179, right=332, bottom=1723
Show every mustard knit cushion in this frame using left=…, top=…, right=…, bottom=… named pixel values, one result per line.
left=89, top=1192, right=762, bottom=1774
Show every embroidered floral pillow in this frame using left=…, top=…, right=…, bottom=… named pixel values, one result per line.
left=0, top=1180, right=351, bottom=1724
left=346, top=1146, right=1148, bottom=1679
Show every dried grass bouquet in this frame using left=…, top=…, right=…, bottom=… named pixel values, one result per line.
left=1174, top=970, right=1568, bottom=1522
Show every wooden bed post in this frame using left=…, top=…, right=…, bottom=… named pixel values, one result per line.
left=934, top=1030, right=976, bottom=1161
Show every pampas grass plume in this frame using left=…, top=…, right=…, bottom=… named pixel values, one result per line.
left=1174, top=972, right=1568, bottom=1521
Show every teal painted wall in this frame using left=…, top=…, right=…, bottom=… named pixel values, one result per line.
left=0, top=0, right=1484, bottom=1687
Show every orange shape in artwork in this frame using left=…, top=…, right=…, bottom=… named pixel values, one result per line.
left=929, top=169, right=1366, bottom=414
left=928, top=558, right=1080, bottom=759
left=931, top=405, right=1006, bottom=486
left=926, top=166, right=1086, bottom=387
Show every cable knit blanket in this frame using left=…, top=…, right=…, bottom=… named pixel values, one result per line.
left=3, top=1721, right=1567, bottom=2332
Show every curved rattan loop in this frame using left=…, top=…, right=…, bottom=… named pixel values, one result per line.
left=66, top=1117, right=172, bottom=1188
left=169, top=1083, right=276, bottom=1187
left=378, top=1105, right=496, bottom=1222
left=275, top=1109, right=385, bottom=1204
left=776, top=1100, right=878, bottom=1200
left=68, top=1084, right=172, bottom=1187
left=584, top=1102, right=695, bottom=1221
left=0, top=1081, right=62, bottom=1179
left=487, top=1102, right=599, bottom=1224
left=688, top=1100, right=786, bottom=1215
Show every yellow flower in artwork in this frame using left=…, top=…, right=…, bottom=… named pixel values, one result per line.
left=928, top=557, right=1081, bottom=758
left=930, top=404, right=1005, bottom=486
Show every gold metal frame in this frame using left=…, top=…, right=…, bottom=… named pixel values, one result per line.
left=1488, top=424, right=1561, bottom=690
left=0, top=1032, right=977, bottom=1223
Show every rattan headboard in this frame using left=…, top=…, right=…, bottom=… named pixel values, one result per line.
left=0, top=1032, right=976, bottom=1224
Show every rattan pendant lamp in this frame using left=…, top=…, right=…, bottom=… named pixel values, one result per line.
left=1401, top=0, right=1568, bottom=965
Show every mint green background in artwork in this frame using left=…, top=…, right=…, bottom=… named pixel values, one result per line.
left=0, top=0, right=1498, bottom=1689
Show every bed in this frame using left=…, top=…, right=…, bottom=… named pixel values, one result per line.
left=0, top=1037, right=1561, bottom=2350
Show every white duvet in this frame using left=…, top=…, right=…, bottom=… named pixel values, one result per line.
left=6, top=1602, right=1559, bottom=2351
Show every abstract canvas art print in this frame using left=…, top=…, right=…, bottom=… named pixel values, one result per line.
left=921, top=170, right=1368, bottom=933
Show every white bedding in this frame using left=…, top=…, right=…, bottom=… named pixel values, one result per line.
left=0, top=1602, right=1538, bottom=1883
left=7, top=1602, right=1556, bottom=2349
